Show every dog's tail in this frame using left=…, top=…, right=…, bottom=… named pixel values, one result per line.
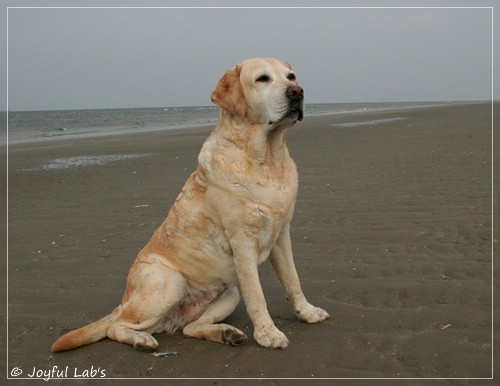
left=51, top=311, right=117, bottom=353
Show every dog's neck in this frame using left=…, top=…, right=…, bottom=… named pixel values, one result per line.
left=213, top=111, right=292, bottom=167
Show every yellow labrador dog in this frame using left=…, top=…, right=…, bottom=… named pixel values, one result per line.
left=51, top=57, right=328, bottom=352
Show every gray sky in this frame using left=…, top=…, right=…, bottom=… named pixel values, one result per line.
left=2, top=0, right=497, bottom=111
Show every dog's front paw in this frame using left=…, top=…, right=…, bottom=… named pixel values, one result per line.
left=254, top=326, right=289, bottom=349
left=295, top=304, right=329, bottom=324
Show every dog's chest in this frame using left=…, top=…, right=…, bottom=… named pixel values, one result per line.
left=241, top=174, right=297, bottom=253
left=202, top=139, right=298, bottom=252
left=250, top=178, right=296, bottom=214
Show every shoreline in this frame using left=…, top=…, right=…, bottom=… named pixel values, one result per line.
left=5, top=100, right=485, bottom=147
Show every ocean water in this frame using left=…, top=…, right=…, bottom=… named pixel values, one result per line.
left=6, top=101, right=454, bottom=145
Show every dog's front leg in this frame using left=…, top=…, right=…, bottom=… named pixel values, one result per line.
left=269, top=224, right=330, bottom=323
left=232, top=238, right=289, bottom=349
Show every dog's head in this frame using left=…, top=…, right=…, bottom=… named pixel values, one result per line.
left=211, top=58, right=304, bottom=126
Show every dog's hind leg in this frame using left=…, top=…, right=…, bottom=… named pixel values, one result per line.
left=107, top=258, right=187, bottom=351
left=182, top=286, right=247, bottom=346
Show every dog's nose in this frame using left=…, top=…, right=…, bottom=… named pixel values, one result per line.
left=286, top=86, right=304, bottom=102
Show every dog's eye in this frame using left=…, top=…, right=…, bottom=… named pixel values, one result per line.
left=287, top=73, right=296, bottom=81
left=256, top=74, right=270, bottom=83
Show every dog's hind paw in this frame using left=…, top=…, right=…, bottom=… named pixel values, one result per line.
left=132, top=332, right=159, bottom=352
left=222, top=327, right=248, bottom=346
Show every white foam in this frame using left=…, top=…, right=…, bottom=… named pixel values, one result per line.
left=335, top=117, right=408, bottom=128
left=26, top=154, right=150, bottom=171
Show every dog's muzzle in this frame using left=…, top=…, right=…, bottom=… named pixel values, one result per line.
left=286, top=85, right=304, bottom=121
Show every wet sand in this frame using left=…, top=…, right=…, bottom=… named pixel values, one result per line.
left=4, top=103, right=494, bottom=383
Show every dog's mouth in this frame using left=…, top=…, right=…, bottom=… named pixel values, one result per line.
left=288, top=107, right=303, bottom=121
left=269, top=105, right=303, bottom=126
left=281, top=107, right=304, bottom=123
left=280, top=105, right=303, bottom=123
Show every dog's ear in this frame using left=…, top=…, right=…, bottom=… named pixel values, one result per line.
left=211, top=64, right=247, bottom=117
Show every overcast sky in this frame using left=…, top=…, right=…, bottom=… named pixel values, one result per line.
left=2, top=0, right=497, bottom=111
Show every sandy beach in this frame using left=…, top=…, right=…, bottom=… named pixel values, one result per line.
left=4, top=103, right=494, bottom=383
